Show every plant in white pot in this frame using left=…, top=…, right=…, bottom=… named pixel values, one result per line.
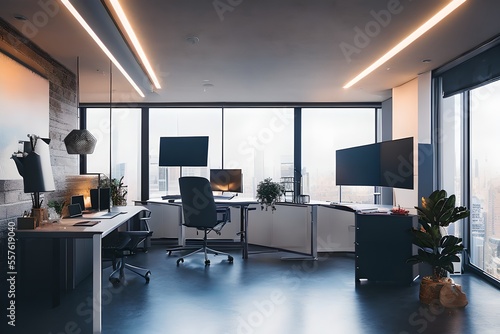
left=407, top=190, right=470, bottom=307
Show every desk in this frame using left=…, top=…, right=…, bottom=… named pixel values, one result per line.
left=15, top=205, right=148, bottom=333
left=148, top=197, right=258, bottom=259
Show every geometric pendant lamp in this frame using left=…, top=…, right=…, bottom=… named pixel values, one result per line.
left=64, top=129, right=97, bottom=154
left=64, top=57, right=97, bottom=155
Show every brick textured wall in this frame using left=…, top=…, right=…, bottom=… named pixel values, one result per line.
left=0, top=18, right=78, bottom=233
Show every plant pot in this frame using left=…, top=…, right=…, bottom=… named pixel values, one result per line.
left=31, top=208, right=48, bottom=227
left=419, top=276, right=453, bottom=305
left=440, top=283, right=468, bottom=308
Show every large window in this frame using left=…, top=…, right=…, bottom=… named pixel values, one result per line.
left=437, top=65, right=500, bottom=283
left=149, top=108, right=222, bottom=198
left=439, top=94, right=464, bottom=240
left=85, top=106, right=378, bottom=205
left=86, top=108, right=141, bottom=205
left=302, top=108, right=376, bottom=202
left=470, top=80, right=500, bottom=279
left=223, top=108, right=294, bottom=198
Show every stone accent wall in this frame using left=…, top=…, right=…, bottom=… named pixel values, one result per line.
left=0, top=18, right=78, bottom=233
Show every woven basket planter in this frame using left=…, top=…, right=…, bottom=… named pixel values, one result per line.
left=419, top=276, right=453, bottom=305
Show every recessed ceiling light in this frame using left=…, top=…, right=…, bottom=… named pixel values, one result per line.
left=202, top=82, right=214, bottom=92
left=186, top=36, right=200, bottom=45
left=13, top=14, right=27, bottom=21
left=344, top=0, right=467, bottom=88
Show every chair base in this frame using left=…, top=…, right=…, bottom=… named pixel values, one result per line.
left=176, top=245, right=234, bottom=266
left=109, top=258, right=151, bottom=285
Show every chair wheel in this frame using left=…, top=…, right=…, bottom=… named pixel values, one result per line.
left=168, top=251, right=172, bottom=256
left=177, top=258, right=184, bottom=266
left=110, top=277, right=120, bottom=286
left=145, top=271, right=151, bottom=283
left=228, top=256, right=234, bottom=263
left=205, top=259, right=210, bottom=266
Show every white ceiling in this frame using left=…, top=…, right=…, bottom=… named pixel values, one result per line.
left=1, top=0, right=500, bottom=104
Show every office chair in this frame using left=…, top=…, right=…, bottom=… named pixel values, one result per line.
left=102, top=209, right=153, bottom=285
left=175, top=176, right=234, bottom=266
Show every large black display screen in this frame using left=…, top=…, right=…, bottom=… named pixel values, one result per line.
left=336, top=137, right=413, bottom=189
left=159, top=136, right=209, bottom=167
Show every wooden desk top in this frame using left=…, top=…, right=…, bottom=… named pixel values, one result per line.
left=15, top=206, right=147, bottom=238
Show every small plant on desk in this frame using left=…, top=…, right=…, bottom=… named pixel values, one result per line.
left=47, top=199, right=65, bottom=218
left=256, top=178, right=285, bottom=211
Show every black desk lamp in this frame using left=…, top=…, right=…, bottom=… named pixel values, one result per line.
left=11, top=134, right=55, bottom=209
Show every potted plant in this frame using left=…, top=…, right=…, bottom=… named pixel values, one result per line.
left=101, top=175, right=128, bottom=206
left=47, top=199, right=65, bottom=219
left=407, top=190, right=470, bottom=306
left=256, top=177, right=285, bottom=211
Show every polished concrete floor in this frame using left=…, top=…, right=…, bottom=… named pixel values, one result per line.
left=6, top=242, right=500, bottom=334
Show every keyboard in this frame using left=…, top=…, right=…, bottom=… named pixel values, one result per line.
left=213, top=194, right=235, bottom=200
left=161, top=194, right=181, bottom=200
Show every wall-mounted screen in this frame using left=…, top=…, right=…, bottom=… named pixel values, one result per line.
left=336, top=144, right=380, bottom=186
left=379, top=137, right=413, bottom=189
left=336, top=137, right=413, bottom=189
left=159, top=136, right=209, bottom=167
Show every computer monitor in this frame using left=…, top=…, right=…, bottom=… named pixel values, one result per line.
left=158, top=136, right=209, bottom=167
left=90, top=188, right=111, bottom=211
left=210, top=169, right=243, bottom=193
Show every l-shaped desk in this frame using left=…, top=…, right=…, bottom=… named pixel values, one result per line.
left=147, top=199, right=418, bottom=283
left=15, top=205, right=148, bottom=334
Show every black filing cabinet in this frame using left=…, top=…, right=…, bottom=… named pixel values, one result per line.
left=355, top=213, right=418, bottom=284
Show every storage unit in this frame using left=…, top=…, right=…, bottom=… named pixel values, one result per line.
left=355, top=213, right=418, bottom=284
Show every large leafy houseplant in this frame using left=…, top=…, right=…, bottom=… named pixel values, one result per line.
left=407, top=190, right=469, bottom=279
left=407, top=190, right=470, bottom=306
left=256, top=178, right=285, bottom=211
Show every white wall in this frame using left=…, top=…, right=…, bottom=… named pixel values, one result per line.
left=392, top=71, right=432, bottom=208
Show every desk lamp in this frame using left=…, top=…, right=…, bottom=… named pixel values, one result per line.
left=12, top=134, right=55, bottom=226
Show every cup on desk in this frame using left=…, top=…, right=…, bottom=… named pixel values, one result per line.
left=298, top=195, right=310, bottom=204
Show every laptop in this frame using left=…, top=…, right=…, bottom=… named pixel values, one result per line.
left=67, top=203, right=84, bottom=218
left=68, top=200, right=120, bottom=219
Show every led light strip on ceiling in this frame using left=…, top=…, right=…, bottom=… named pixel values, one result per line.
left=61, top=0, right=145, bottom=97
left=343, top=0, right=467, bottom=89
left=108, top=0, right=161, bottom=89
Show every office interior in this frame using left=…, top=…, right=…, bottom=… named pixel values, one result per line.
left=1, top=1, right=500, bottom=333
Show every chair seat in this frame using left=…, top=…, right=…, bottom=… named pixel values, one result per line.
left=102, top=209, right=153, bottom=285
